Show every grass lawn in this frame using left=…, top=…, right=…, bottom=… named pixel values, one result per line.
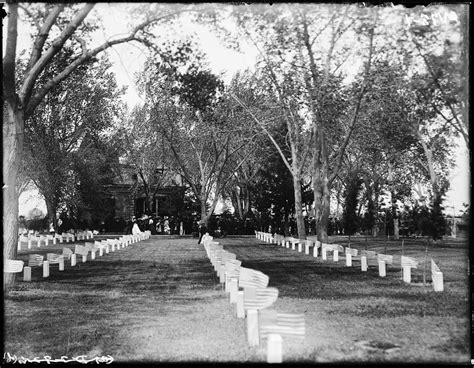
left=3, top=234, right=470, bottom=363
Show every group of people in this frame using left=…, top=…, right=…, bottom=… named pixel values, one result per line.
left=126, top=215, right=184, bottom=236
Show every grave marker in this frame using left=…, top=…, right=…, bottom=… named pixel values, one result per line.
left=431, top=259, right=444, bottom=292
left=43, top=261, right=49, bottom=278
left=259, top=309, right=305, bottom=363
left=23, top=267, right=32, bottom=282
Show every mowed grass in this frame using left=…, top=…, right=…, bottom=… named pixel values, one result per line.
left=4, top=235, right=470, bottom=363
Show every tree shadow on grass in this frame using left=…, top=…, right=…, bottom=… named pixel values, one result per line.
left=16, top=257, right=219, bottom=297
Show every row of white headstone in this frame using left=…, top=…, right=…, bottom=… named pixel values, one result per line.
left=255, top=231, right=444, bottom=292
left=202, top=233, right=305, bottom=363
left=5, top=231, right=151, bottom=282
left=17, top=230, right=95, bottom=251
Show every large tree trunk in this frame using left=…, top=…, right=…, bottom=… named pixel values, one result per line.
left=45, top=196, right=58, bottom=231
left=315, top=182, right=330, bottom=243
left=292, top=173, right=306, bottom=240
left=200, top=200, right=208, bottom=226
left=419, top=137, right=443, bottom=202
left=233, top=187, right=243, bottom=220
left=4, top=102, right=24, bottom=287
left=200, top=188, right=220, bottom=227
left=313, top=131, right=330, bottom=243
left=393, top=218, right=400, bottom=240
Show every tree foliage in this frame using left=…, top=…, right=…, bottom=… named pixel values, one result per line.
left=22, top=49, right=125, bottom=228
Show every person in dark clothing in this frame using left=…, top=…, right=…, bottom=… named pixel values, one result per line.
left=198, top=221, right=207, bottom=244
left=124, top=217, right=134, bottom=235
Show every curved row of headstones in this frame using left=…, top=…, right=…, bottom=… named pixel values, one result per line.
left=200, top=233, right=305, bottom=364
left=255, top=231, right=444, bottom=292
left=4, top=231, right=151, bottom=283
left=17, top=230, right=96, bottom=251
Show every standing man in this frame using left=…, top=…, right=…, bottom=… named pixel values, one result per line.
left=198, top=220, right=207, bottom=245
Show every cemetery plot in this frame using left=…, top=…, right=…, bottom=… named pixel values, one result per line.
left=259, top=232, right=445, bottom=291
left=10, top=231, right=151, bottom=282
left=4, top=235, right=468, bottom=363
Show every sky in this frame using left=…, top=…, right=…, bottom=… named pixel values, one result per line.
left=7, top=3, right=470, bottom=217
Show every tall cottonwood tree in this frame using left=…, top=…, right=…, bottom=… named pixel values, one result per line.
left=73, top=132, right=122, bottom=228
left=229, top=4, right=376, bottom=241
left=339, top=54, right=457, bottom=240
left=341, top=59, right=426, bottom=238
left=229, top=41, right=314, bottom=239
left=225, top=4, right=464, bottom=243
left=137, top=54, right=256, bottom=224
left=296, top=6, right=378, bottom=243
left=120, top=105, right=171, bottom=216
left=22, top=50, right=125, bottom=230
left=2, top=2, right=203, bottom=286
left=221, top=135, right=268, bottom=221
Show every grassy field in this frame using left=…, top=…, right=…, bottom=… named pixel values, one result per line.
left=3, top=234, right=470, bottom=364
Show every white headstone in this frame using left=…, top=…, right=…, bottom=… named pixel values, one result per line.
left=378, top=260, right=386, bottom=277
left=229, top=279, right=238, bottom=303
left=24, top=267, right=32, bottom=282
left=346, top=253, right=352, bottom=267
left=403, top=266, right=411, bottom=283
left=43, top=261, right=49, bottom=278
left=433, top=273, right=444, bottom=292
left=236, top=291, right=245, bottom=318
left=267, top=334, right=283, bottom=363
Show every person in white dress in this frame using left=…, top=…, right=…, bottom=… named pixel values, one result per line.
left=132, top=220, right=141, bottom=235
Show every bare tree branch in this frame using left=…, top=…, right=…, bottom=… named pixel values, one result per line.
left=412, top=38, right=468, bottom=146
left=23, top=6, right=203, bottom=118
left=231, top=93, right=293, bottom=174
left=20, top=3, right=95, bottom=110
left=3, top=3, right=19, bottom=104
left=329, top=11, right=377, bottom=185
left=27, top=4, right=66, bottom=71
